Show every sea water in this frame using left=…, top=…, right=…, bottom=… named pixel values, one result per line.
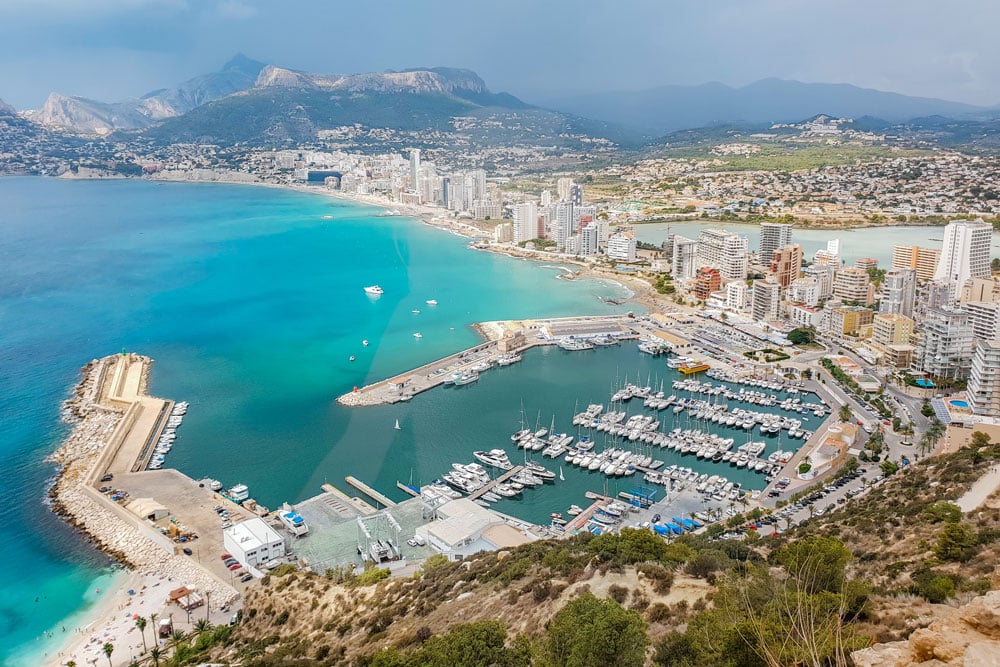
left=0, top=177, right=631, bottom=663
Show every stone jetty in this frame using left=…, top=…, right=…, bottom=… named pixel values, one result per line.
left=47, top=354, right=239, bottom=608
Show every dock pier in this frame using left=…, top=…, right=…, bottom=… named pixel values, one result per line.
left=564, top=492, right=614, bottom=532
left=467, top=465, right=525, bottom=501
left=345, top=475, right=397, bottom=508
left=321, top=483, right=378, bottom=515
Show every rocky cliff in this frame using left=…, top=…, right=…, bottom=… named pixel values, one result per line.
left=853, top=591, right=1000, bottom=666
left=252, top=65, right=487, bottom=95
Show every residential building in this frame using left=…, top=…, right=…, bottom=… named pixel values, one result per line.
left=769, top=244, right=803, bottom=288
left=803, top=264, right=835, bottom=300
left=872, top=314, right=914, bottom=350
left=855, top=258, right=878, bottom=271
left=789, top=277, right=821, bottom=307
left=914, top=307, right=975, bottom=380
left=694, top=268, right=722, bottom=300
left=223, top=517, right=286, bottom=568
left=556, top=177, right=574, bottom=201
left=579, top=223, right=599, bottom=256
left=891, top=244, right=941, bottom=281
left=472, top=200, right=500, bottom=220
left=696, top=228, right=748, bottom=281
left=879, top=268, right=917, bottom=318
left=409, top=148, right=420, bottom=186
left=540, top=189, right=552, bottom=207
left=751, top=280, right=781, bottom=323
left=726, top=281, right=748, bottom=310
left=788, top=304, right=823, bottom=328
left=553, top=202, right=575, bottom=250
left=512, top=202, right=537, bottom=244
left=569, top=184, right=584, bottom=206
left=759, top=222, right=792, bottom=260
left=493, top=222, right=512, bottom=243
left=960, top=278, right=1000, bottom=304
left=813, top=239, right=841, bottom=267
left=607, top=232, right=637, bottom=261
left=934, top=219, right=992, bottom=286
left=833, top=267, right=874, bottom=305
left=671, top=235, right=698, bottom=280
left=968, top=340, right=1000, bottom=417
left=829, top=306, right=874, bottom=336
left=962, top=302, right=1000, bottom=340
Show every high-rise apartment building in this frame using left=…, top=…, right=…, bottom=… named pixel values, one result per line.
left=968, top=340, right=1000, bottom=417
left=409, top=148, right=420, bottom=186
left=803, top=264, right=835, bottom=300
left=879, top=268, right=917, bottom=318
left=726, top=282, right=748, bottom=310
left=833, top=267, right=875, bottom=305
left=934, top=219, right=992, bottom=285
left=962, top=301, right=1000, bottom=340
left=813, top=239, right=841, bottom=267
left=789, top=277, right=821, bottom=307
left=553, top=202, right=575, bottom=251
left=607, top=232, right=637, bottom=261
left=697, top=229, right=748, bottom=281
left=769, top=244, right=803, bottom=288
left=872, top=314, right=914, bottom=350
left=569, top=184, right=584, bottom=206
left=891, top=244, right=941, bottom=281
left=580, top=223, right=599, bottom=256
left=672, top=236, right=698, bottom=280
left=914, top=307, right=975, bottom=380
left=694, top=268, right=721, bottom=300
left=751, top=280, right=781, bottom=323
left=556, top=178, right=574, bottom=201
left=512, top=202, right=538, bottom=244
left=759, top=222, right=792, bottom=260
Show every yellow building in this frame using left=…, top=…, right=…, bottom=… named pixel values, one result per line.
left=830, top=306, right=874, bottom=335
left=872, top=314, right=915, bottom=349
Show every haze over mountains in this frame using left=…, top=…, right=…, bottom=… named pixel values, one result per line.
left=539, top=79, right=993, bottom=134
left=7, top=55, right=1000, bottom=142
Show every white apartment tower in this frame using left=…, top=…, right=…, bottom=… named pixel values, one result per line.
left=751, top=280, right=781, bottom=323
left=672, top=236, right=699, bottom=280
left=879, top=268, right=917, bottom=318
left=726, top=282, right=748, bottom=311
left=607, top=232, right=637, bottom=261
left=409, top=148, right=420, bottom=186
left=759, top=222, right=792, bottom=260
left=580, top=223, right=599, bottom=256
left=553, top=202, right=575, bottom=251
left=914, top=307, right=975, bottom=380
left=556, top=178, right=574, bottom=201
left=513, top=202, right=538, bottom=244
left=697, top=229, right=749, bottom=281
left=934, top=219, right=992, bottom=286
left=540, top=190, right=552, bottom=207
left=968, top=340, right=1000, bottom=417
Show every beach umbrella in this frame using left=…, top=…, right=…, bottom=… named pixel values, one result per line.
left=127, top=589, right=135, bottom=595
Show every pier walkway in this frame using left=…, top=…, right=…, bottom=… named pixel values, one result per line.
left=564, top=492, right=614, bottom=532
left=345, top=476, right=397, bottom=508
left=467, top=466, right=525, bottom=501
left=337, top=314, right=637, bottom=407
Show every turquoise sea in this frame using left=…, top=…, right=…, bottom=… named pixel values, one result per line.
left=0, top=177, right=635, bottom=664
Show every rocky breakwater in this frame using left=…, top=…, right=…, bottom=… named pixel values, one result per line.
left=853, top=590, right=1000, bottom=666
left=47, top=355, right=239, bottom=608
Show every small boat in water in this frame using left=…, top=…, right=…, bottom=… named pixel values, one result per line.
left=349, top=355, right=355, bottom=362
left=394, top=419, right=401, bottom=430
left=364, top=285, right=383, bottom=296
left=362, top=339, right=369, bottom=346
left=413, top=332, right=423, bottom=339
left=426, top=299, right=438, bottom=306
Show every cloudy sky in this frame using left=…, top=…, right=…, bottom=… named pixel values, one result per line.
left=0, top=0, right=998, bottom=109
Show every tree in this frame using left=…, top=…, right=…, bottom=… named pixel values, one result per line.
left=934, top=523, right=979, bottom=562
left=838, top=404, right=853, bottom=423
left=194, top=618, right=211, bottom=634
left=545, top=593, right=648, bottom=666
left=971, top=431, right=991, bottom=448
left=787, top=327, right=816, bottom=345
left=150, top=647, right=161, bottom=667
left=880, top=459, right=899, bottom=476
left=102, top=642, right=114, bottom=667
left=921, top=400, right=934, bottom=417
left=135, top=616, right=147, bottom=654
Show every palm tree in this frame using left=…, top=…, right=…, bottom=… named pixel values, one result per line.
left=102, top=642, right=114, bottom=667
left=150, top=647, right=161, bottom=667
left=194, top=618, right=211, bottom=634
left=66, top=661, right=76, bottom=667
left=169, top=629, right=186, bottom=657
left=135, top=616, right=148, bottom=654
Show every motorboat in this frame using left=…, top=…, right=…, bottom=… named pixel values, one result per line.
left=426, top=299, right=438, bottom=306
left=364, top=285, right=384, bottom=295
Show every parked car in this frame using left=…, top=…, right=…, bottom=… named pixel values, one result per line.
left=100, top=473, right=114, bottom=482
left=182, top=547, right=192, bottom=556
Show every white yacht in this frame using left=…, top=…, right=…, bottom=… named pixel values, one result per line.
left=280, top=511, right=309, bottom=536
left=364, top=285, right=384, bottom=295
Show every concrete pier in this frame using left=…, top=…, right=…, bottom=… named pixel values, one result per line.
left=321, top=482, right=378, bottom=515
left=345, top=475, right=397, bottom=508
left=467, top=465, right=525, bottom=500
left=337, top=314, right=637, bottom=407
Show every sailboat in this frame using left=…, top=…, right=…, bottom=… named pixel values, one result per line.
left=559, top=466, right=565, bottom=481
left=394, top=419, right=401, bottom=430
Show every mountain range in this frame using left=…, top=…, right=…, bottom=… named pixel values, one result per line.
left=538, top=78, right=992, bottom=134
left=26, top=54, right=265, bottom=135
left=7, top=57, right=1000, bottom=147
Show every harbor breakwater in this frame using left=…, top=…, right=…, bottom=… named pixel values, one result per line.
left=46, top=354, right=239, bottom=608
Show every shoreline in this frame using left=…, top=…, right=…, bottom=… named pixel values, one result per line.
left=40, top=355, right=240, bottom=666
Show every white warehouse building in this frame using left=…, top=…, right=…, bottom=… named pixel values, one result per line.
left=223, top=517, right=287, bottom=568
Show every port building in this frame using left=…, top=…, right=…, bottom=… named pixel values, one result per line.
left=224, top=517, right=287, bottom=568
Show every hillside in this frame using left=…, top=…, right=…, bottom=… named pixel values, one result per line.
left=124, top=438, right=998, bottom=667
left=539, top=78, right=988, bottom=134
left=140, top=66, right=624, bottom=149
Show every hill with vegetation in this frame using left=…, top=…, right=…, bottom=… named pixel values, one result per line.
left=129, top=437, right=1000, bottom=666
